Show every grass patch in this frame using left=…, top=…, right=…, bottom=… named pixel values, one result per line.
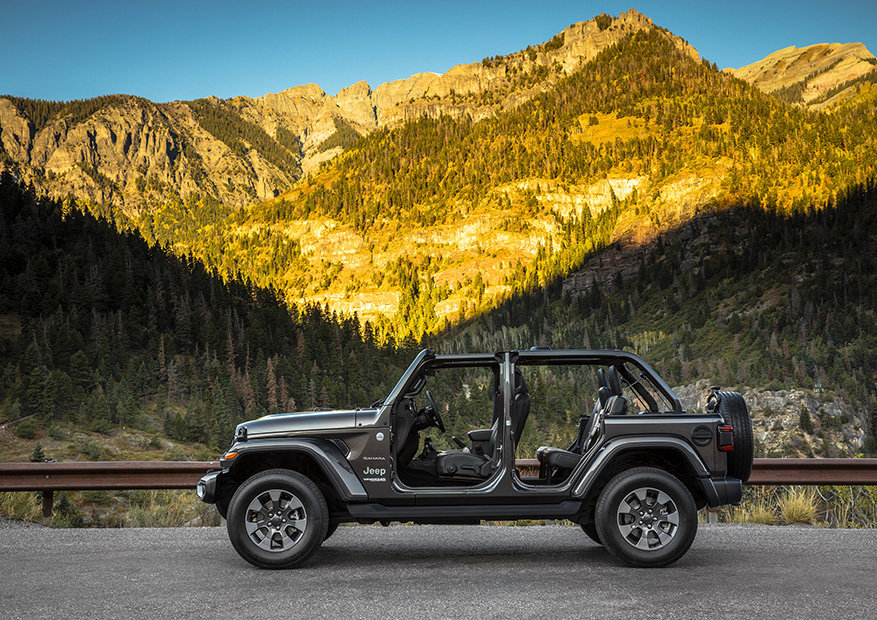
left=0, top=491, right=40, bottom=522
left=778, top=487, right=818, bottom=525
left=727, top=499, right=776, bottom=525
left=126, top=490, right=221, bottom=527
left=716, top=485, right=877, bottom=528
left=570, top=112, right=658, bottom=145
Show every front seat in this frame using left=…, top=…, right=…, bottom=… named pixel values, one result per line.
left=509, top=368, right=531, bottom=452
left=436, top=369, right=529, bottom=480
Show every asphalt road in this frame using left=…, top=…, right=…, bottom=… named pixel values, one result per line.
left=1, top=524, right=875, bottom=619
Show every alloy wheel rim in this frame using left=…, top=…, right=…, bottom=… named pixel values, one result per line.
left=615, top=486, right=679, bottom=550
left=244, top=489, right=308, bottom=552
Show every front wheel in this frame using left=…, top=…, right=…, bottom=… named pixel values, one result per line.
left=595, top=467, right=697, bottom=568
left=226, top=469, right=328, bottom=568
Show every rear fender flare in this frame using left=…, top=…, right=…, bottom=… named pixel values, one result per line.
left=571, top=436, right=720, bottom=505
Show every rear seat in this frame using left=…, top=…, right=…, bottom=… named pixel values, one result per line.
left=535, top=366, right=627, bottom=474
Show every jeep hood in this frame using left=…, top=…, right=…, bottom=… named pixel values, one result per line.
left=235, top=408, right=378, bottom=440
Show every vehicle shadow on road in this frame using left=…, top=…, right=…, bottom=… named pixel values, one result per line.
left=306, top=526, right=728, bottom=571
left=312, top=532, right=612, bottom=569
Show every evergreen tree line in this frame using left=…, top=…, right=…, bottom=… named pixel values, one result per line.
left=2, top=95, right=132, bottom=133
left=0, top=174, right=412, bottom=448
left=186, top=99, right=302, bottom=177
left=317, top=117, right=363, bottom=153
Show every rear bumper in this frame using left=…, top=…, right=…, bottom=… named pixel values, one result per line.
left=698, top=476, right=743, bottom=507
left=713, top=477, right=743, bottom=505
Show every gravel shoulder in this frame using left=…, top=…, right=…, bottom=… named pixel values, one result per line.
left=0, top=516, right=44, bottom=529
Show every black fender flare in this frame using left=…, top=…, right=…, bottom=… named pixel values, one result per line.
left=223, top=438, right=368, bottom=502
left=570, top=436, right=722, bottom=506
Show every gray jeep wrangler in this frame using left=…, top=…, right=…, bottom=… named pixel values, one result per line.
left=197, top=348, right=752, bottom=568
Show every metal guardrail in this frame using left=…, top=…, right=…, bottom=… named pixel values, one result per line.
left=2, top=458, right=876, bottom=517
left=0, top=461, right=219, bottom=516
left=747, top=458, right=877, bottom=485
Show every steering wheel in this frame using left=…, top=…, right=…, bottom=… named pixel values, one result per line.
left=425, top=390, right=445, bottom=433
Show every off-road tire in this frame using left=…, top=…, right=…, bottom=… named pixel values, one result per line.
left=716, top=391, right=754, bottom=483
left=580, top=521, right=602, bottom=545
left=227, top=469, right=328, bottom=569
left=595, top=467, right=697, bottom=568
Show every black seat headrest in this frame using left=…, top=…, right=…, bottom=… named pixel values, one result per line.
left=607, top=394, right=628, bottom=415
left=607, top=365, right=623, bottom=396
left=597, top=368, right=608, bottom=391
left=514, top=368, right=528, bottom=395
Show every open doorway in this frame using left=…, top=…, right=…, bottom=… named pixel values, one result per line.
left=393, top=360, right=500, bottom=487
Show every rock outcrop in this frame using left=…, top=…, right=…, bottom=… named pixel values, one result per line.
left=0, top=95, right=297, bottom=209
left=674, top=381, right=870, bottom=457
left=726, top=42, right=877, bottom=110
left=0, top=9, right=697, bottom=211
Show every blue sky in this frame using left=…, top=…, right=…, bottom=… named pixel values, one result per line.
left=1, top=1, right=874, bottom=102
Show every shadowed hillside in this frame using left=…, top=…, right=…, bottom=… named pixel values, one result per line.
left=0, top=174, right=409, bottom=457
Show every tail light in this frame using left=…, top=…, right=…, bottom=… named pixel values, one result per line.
left=718, top=425, right=734, bottom=452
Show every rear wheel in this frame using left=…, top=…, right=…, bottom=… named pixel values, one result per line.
left=716, top=391, right=754, bottom=482
left=595, top=467, right=697, bottom=567
left=226, top=469, right=328, bottom=568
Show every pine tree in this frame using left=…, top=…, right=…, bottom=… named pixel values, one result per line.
left=266, top=357, right=279, bottom=414
left=30, top=442, right=46, bottom=462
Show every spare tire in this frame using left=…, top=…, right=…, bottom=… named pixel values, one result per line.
left=715, top=391, right=753, bottom=483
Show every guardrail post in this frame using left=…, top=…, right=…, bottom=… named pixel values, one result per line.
left=42, top=490, right=53, bottom=517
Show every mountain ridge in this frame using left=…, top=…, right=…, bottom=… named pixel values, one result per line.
left=0, top=10, right=692, bottom=207
left=242, top=8, right=699, bottom=159
left=201, top=27, right=873, bottom=330
left=726, top=41, right=877, bottom=110
left=1, top=11, right=875, bottom=337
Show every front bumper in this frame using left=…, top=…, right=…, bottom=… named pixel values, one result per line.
left=196, top=470, right=221, bottom=504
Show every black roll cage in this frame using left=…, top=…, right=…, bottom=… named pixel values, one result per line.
left=385, top=349, right=683, bottom=417
left=514, top=349, right=683, bottom=414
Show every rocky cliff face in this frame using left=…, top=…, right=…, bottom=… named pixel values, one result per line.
left=0, top=9, right=695, bottom=210
left=675, top=381, right=870, bottom=457
left=0, top=95, right=297, bottom=209
left=244, top=9, right=697, bottom=161
left=726, top=42, right=877, bottom=111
